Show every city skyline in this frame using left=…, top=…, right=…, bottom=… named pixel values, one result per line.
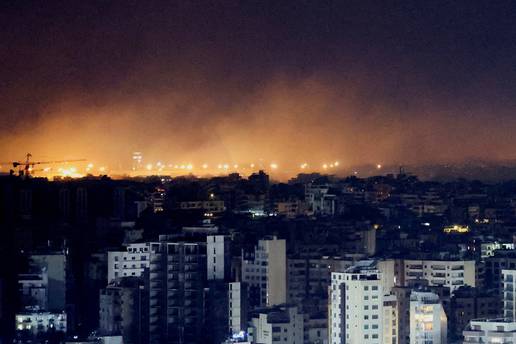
left=4, top=2, right=516, bottom=344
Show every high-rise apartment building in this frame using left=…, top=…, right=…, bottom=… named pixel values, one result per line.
left=242, top=236, right=286, bottom=308
left=287, top=256, right=355, bottom=315
left=147, top=236, right=207, bottom=344
left=503, top=270, right=516, bottom=319
left=228, top=282, right=249, bottom=336
left=30, top=253, right=67, bottom=312
left=329, top=261, right=385, bottom=344
left=409, top=291, right=447, bottom=344
left=99, top=277, right=147, bottom=344
left=207, top=235, right=231, bottom=281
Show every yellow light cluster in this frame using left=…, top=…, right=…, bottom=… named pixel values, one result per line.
left=443, top=224, right=470, bottom=234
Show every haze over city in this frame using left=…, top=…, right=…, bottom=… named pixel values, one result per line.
left=2, top=1, right=516, bottom=172
left=6, top=3, right=516, bottom=344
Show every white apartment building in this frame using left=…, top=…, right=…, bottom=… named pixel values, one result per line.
left=463, top=319, right=516, bottom=343
left=248, top=305, right=303, bottom=344
left=402, top=259, right=476, bottom=293
left=229, top=282, right=248, bottom=336
left=107, top=243, right=150, bottom=282
left=330, top=262, right=384, bottom=344
left=242, top=237, right=287, bottom=307
left=409, top=291, right=447, bottom=344
left=207, top=235, right=231, bottom=281
left=463, top=269, right=516, bottom=343
left=503, top=270, right=516, bottom=319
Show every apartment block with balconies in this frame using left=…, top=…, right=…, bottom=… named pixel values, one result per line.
left=147, top=236, right=207, bottom=344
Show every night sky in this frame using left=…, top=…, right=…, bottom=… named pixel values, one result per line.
left=2, top=1, right=516, bottom=169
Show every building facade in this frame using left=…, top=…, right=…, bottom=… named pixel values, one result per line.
left=409, top=291, right=447, bottom=344
left=148, top=236, right=207, bottom=344
left=207, top=235, right=231, bottom=281
left=248, top=305, right=303, bottom=344
left=401, top=260, right=476, bottom=294
left=107, top=243, right=150, bottom=282
left=330, top=263, right=384, bottom=344
left=242, top=237, right=287, bottom=308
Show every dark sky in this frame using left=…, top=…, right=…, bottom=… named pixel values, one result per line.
left=2, top=1, right=516, bottom=168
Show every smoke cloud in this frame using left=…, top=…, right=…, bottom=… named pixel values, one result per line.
left=1, top=1, right=516, bottom=173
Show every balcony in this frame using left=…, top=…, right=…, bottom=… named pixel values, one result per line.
left=407, top=272, right=423, bottom=277
left=431, top=272, right=446, bottom=278
left=451, top=265, right=464, bottom=271
left=430, top=265, right=446, bottom=271
left=185, top=275, right=198, bottom=282
left=184, top=256, right=198, bottom=263
left=167, top=256, right=180, bottom=263
left=168, top=265, right=180, bottom=272
left=167, top=282, right=179, bottom=289
left=407, top=265, right=423, bottom=270
left=168, top=290, right=179, bottom=297
left=184, top=264, right=199, bottom=272
left=150, top=254, right=162, bottom=263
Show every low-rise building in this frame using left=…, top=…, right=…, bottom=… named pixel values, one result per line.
left=179, top=200, right=225, bottom=213
left=242, top=237, right=287, bottom=308
left=248, top=305, right=303, bottom=344
left=16, top=310, right=67, bottom=336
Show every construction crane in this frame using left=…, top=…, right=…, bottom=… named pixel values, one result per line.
left=1, top=153, right=86, bottom=177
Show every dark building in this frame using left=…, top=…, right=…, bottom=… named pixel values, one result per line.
left=99, top=277, right=148, bottom=344
left=392, top=286, right=411, bottom=344
left=485, top=250, right=516, bottom=300
left=148, top=236, right=207, bottom=344
left=450, top=286, right=500, bottom=338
